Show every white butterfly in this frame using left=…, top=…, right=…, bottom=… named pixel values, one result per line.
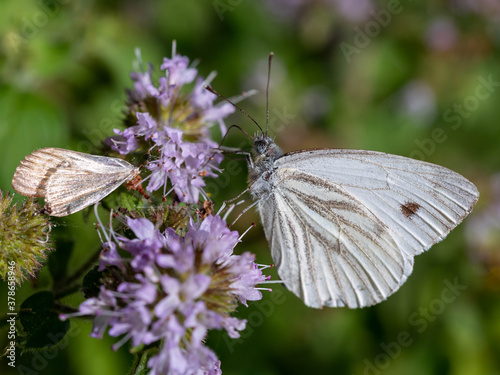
left=12, top=148, right=139, bottom=217
left=248, top=135, right=479, bottom=309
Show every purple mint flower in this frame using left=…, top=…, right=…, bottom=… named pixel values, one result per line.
left=99, top=241, right=124, bottom=271
left=146, top=133, right=222, bottom=203
left=161, top=55, right=197, bottom=86
left=109, top=112, right=158, bottom=155
left=107, top=43, right=235, bottom=204
left=71, top=214, right=267, bottom=375
left=76, top=287, right=118, bottom=339
left=191, top=77, right=216, bottom=110
left=202, top=102, right=234, bottom=135
left=227, top=253, right=266, bottom=305
left=117, top=217, right=166, bottom=275
left=131, top=69, right=159, bottom=99
left=191, top=77, right=234, bottom=134
left=187, top=213, right=239, bottom=263
left=108, top=304, right=154, bottom=349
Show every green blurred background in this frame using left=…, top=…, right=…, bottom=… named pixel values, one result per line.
left=1, top=0, right=500, bottom=374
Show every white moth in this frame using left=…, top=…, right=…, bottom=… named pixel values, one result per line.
left=248, top=135, right=479, bottom=309
left=12, top=148, right=139, bottom=217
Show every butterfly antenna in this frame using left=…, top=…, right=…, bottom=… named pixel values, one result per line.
left=205, top=85, right=264, bottom=135
left=266, top=52, right=274, bottom=137
left=223, top=124, right=253, bottom=142
left=200, top=124, right=253, bottom=172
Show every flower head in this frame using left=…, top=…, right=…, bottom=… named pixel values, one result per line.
left=107, top=43, right=233, bottom=203
left=66, top=214, right=266, bottom=375
left=0, top=191, right=52, bottom=283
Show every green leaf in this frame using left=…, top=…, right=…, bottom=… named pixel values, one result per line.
left=19, top=291, right=69, bottom=349
left=117, top=191, right=142, bottom=212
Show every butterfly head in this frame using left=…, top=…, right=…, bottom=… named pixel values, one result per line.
left=252, top=135, right=283, bottom=161
left=248, top=135, right=283, bottom=183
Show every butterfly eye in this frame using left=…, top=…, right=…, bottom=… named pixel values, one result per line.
left=254, top=139, right=268, bottom=155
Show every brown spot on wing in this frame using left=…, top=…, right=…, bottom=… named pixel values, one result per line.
left=401, top=201, right=420, bottom=218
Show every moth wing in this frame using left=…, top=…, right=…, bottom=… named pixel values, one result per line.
left=12, top=148, right=134, bottom=196
left=262, top=149, right=478, bottom=308
left=12, top=148, right=137, bottom=216
left=44, top=168, right=136, bottom=217
left=12, top=148, right=71, bottom=197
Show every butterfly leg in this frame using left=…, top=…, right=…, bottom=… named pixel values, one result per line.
left=229, top=199, right=260, bottom=226
left=217, top=186, right=251, bottom=217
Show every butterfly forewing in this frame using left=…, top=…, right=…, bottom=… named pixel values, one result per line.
left=254, top=148, right=479, bottom=308
left=276, top=150, right=478, bottom=254
left=12, top=148, right=139, bottom=217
